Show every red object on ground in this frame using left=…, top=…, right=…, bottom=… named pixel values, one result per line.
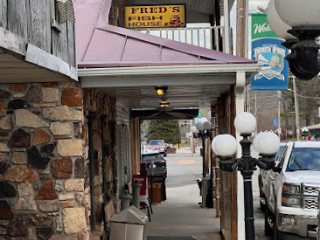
left=133, top=174, right=147, bottom=196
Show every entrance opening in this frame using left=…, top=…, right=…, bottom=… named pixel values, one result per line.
left=139, top=118, right=222, bottom=240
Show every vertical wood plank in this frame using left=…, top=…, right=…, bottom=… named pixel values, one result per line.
left=28, top=0, right=51, bottom=52
left=52, top=22, right=69, bottom=63
left=230, top=85, right=238, bottom=240
left=130, top=117, right=140, bottom=175
left=7, top=0, right=28, bottom=41
left=66, top=21, right=76, bottom=66
left=0, top=0, right=7, bottom=29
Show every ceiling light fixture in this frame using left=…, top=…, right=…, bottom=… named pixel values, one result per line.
left=159, top=101, right=169, bottom=108
left=155, top=87, right=168, bottom=96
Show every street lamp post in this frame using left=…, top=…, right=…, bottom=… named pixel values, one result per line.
left=192, top=117, right=211, bottom=178
left=266, top=0, right=320, bottom=80
left=212, top=112, right=280, bottom=240
left=191, top=116, right=213, bottom=208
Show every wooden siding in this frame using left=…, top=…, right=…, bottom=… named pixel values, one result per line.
left=0, top=0, right=76, bottom=67
left=216, top=90, right=238, bottom=240
left=0, top=0, right=7, bottom=29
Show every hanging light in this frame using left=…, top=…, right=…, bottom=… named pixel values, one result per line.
left=159, top=101, right=169, bottom=108
left=155, top=87, right=168, bottom=96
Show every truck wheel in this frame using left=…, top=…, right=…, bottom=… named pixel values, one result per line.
left=264, top=204, right=273, bottom=236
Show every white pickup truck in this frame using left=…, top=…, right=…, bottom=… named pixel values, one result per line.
left=262, top=141, right=320, bottom=239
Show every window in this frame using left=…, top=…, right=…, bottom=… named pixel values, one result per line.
left=286, top=148, right=320, bottom=172
left=51, top=0, right=75, bottom=30
left=149, top=140, right=165, bottom=145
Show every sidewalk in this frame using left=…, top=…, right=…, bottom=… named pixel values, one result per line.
left=144, top=182, right=222, bottom=240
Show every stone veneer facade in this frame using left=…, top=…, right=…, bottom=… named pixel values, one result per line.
left=0, top=81, right=95, bottom=239
left=83, top=89, right=118, bottom=238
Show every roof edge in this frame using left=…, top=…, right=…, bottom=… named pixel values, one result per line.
left=78, top=63, right=261, bottom=77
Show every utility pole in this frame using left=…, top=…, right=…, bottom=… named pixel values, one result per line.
left=236, top=0, right=247, bottom=58
left=292, top=76, right=300, bottom=140
left=277, top=91, right=281, bottom=137
left=254, top=92, right=257, bottom=128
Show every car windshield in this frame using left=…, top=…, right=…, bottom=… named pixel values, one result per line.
left=149, top=140, right=164, bottom=145
left=142, top=154, right=164, bottom=162
left=286, top=147, right=320, bottom=172
left=275, top=145, right=285, bottom=162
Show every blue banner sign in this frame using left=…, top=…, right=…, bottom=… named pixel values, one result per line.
left=273, top=118, right=279, bottom=128
left=251, top=14, right=289, bottom=90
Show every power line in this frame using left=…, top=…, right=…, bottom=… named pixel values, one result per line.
left=286, top=89, right=320, bottom=99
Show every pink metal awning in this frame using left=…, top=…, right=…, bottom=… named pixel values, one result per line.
left=75, top=0, right=256, bottom=68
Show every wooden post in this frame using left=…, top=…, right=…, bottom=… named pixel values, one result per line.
left=236, top=0, right=248, bottom=58
left=130, top=117, right=141, bottom=175
left=236, top=1, right=248, bottom=238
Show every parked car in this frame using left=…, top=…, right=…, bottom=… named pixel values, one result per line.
left=147, top=140, right=167, bottom=156
left=263, top=141, right=320, bottom=239
left=259, top=142, right=286, bottom=211
left=141, top=151, right=167, bottom=178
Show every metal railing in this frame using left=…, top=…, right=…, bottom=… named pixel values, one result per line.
left=136, top=26, right=233, bottom=52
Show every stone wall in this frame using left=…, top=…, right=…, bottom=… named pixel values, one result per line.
left=83, top=89, right=118, bottom=238
left=0, top=81, right=90, bottom=239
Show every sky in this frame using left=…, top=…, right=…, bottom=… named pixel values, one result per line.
left=229, top=0, right=270, bottom=55
left=248, top=0, right=269, bottom=12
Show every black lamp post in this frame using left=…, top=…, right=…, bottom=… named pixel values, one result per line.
left=192, top=117, right=211, bottom=178
left=266, top=0, right=320, bottom=80
left=212, top=112, right=280, bottom=240
left=191, top=116, right=213, bottom=208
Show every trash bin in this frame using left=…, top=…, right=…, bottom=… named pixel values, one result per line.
left=110, top=206, right=148, bottom=240
left=148, top=176, right=166, bottom=203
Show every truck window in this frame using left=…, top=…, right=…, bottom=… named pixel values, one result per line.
left=286, top=148, right=320, bottom=172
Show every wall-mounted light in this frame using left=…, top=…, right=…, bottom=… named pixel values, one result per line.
left=159, top=101, right=169, bottom=108
left=155, top=87, right=168, bottom=96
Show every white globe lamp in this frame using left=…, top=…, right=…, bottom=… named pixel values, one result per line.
left=257, top=132, right=280, bottom=155
left=191, top=126, right=199, bottom=134
left=274, top=0, right=320, bottom=27
left=252, top=132, right=263, bottom=153
left=234, top=112, right=256, bottom=135
left=203, top=119, right=211, bottom=130
left=266, top=0, right=295, bottom=40
left=212, top=134, right=237, bottom=157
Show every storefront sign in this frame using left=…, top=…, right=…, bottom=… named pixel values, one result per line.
left=251, top=14, right=289, bottom=90
left=125, top=5, right=186, bottom=28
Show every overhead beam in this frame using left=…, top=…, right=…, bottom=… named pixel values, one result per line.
left=81, top=75, right=236, bottom=88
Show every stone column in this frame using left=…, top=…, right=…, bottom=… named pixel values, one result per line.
left=0, top=81, right=89, bottom=239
